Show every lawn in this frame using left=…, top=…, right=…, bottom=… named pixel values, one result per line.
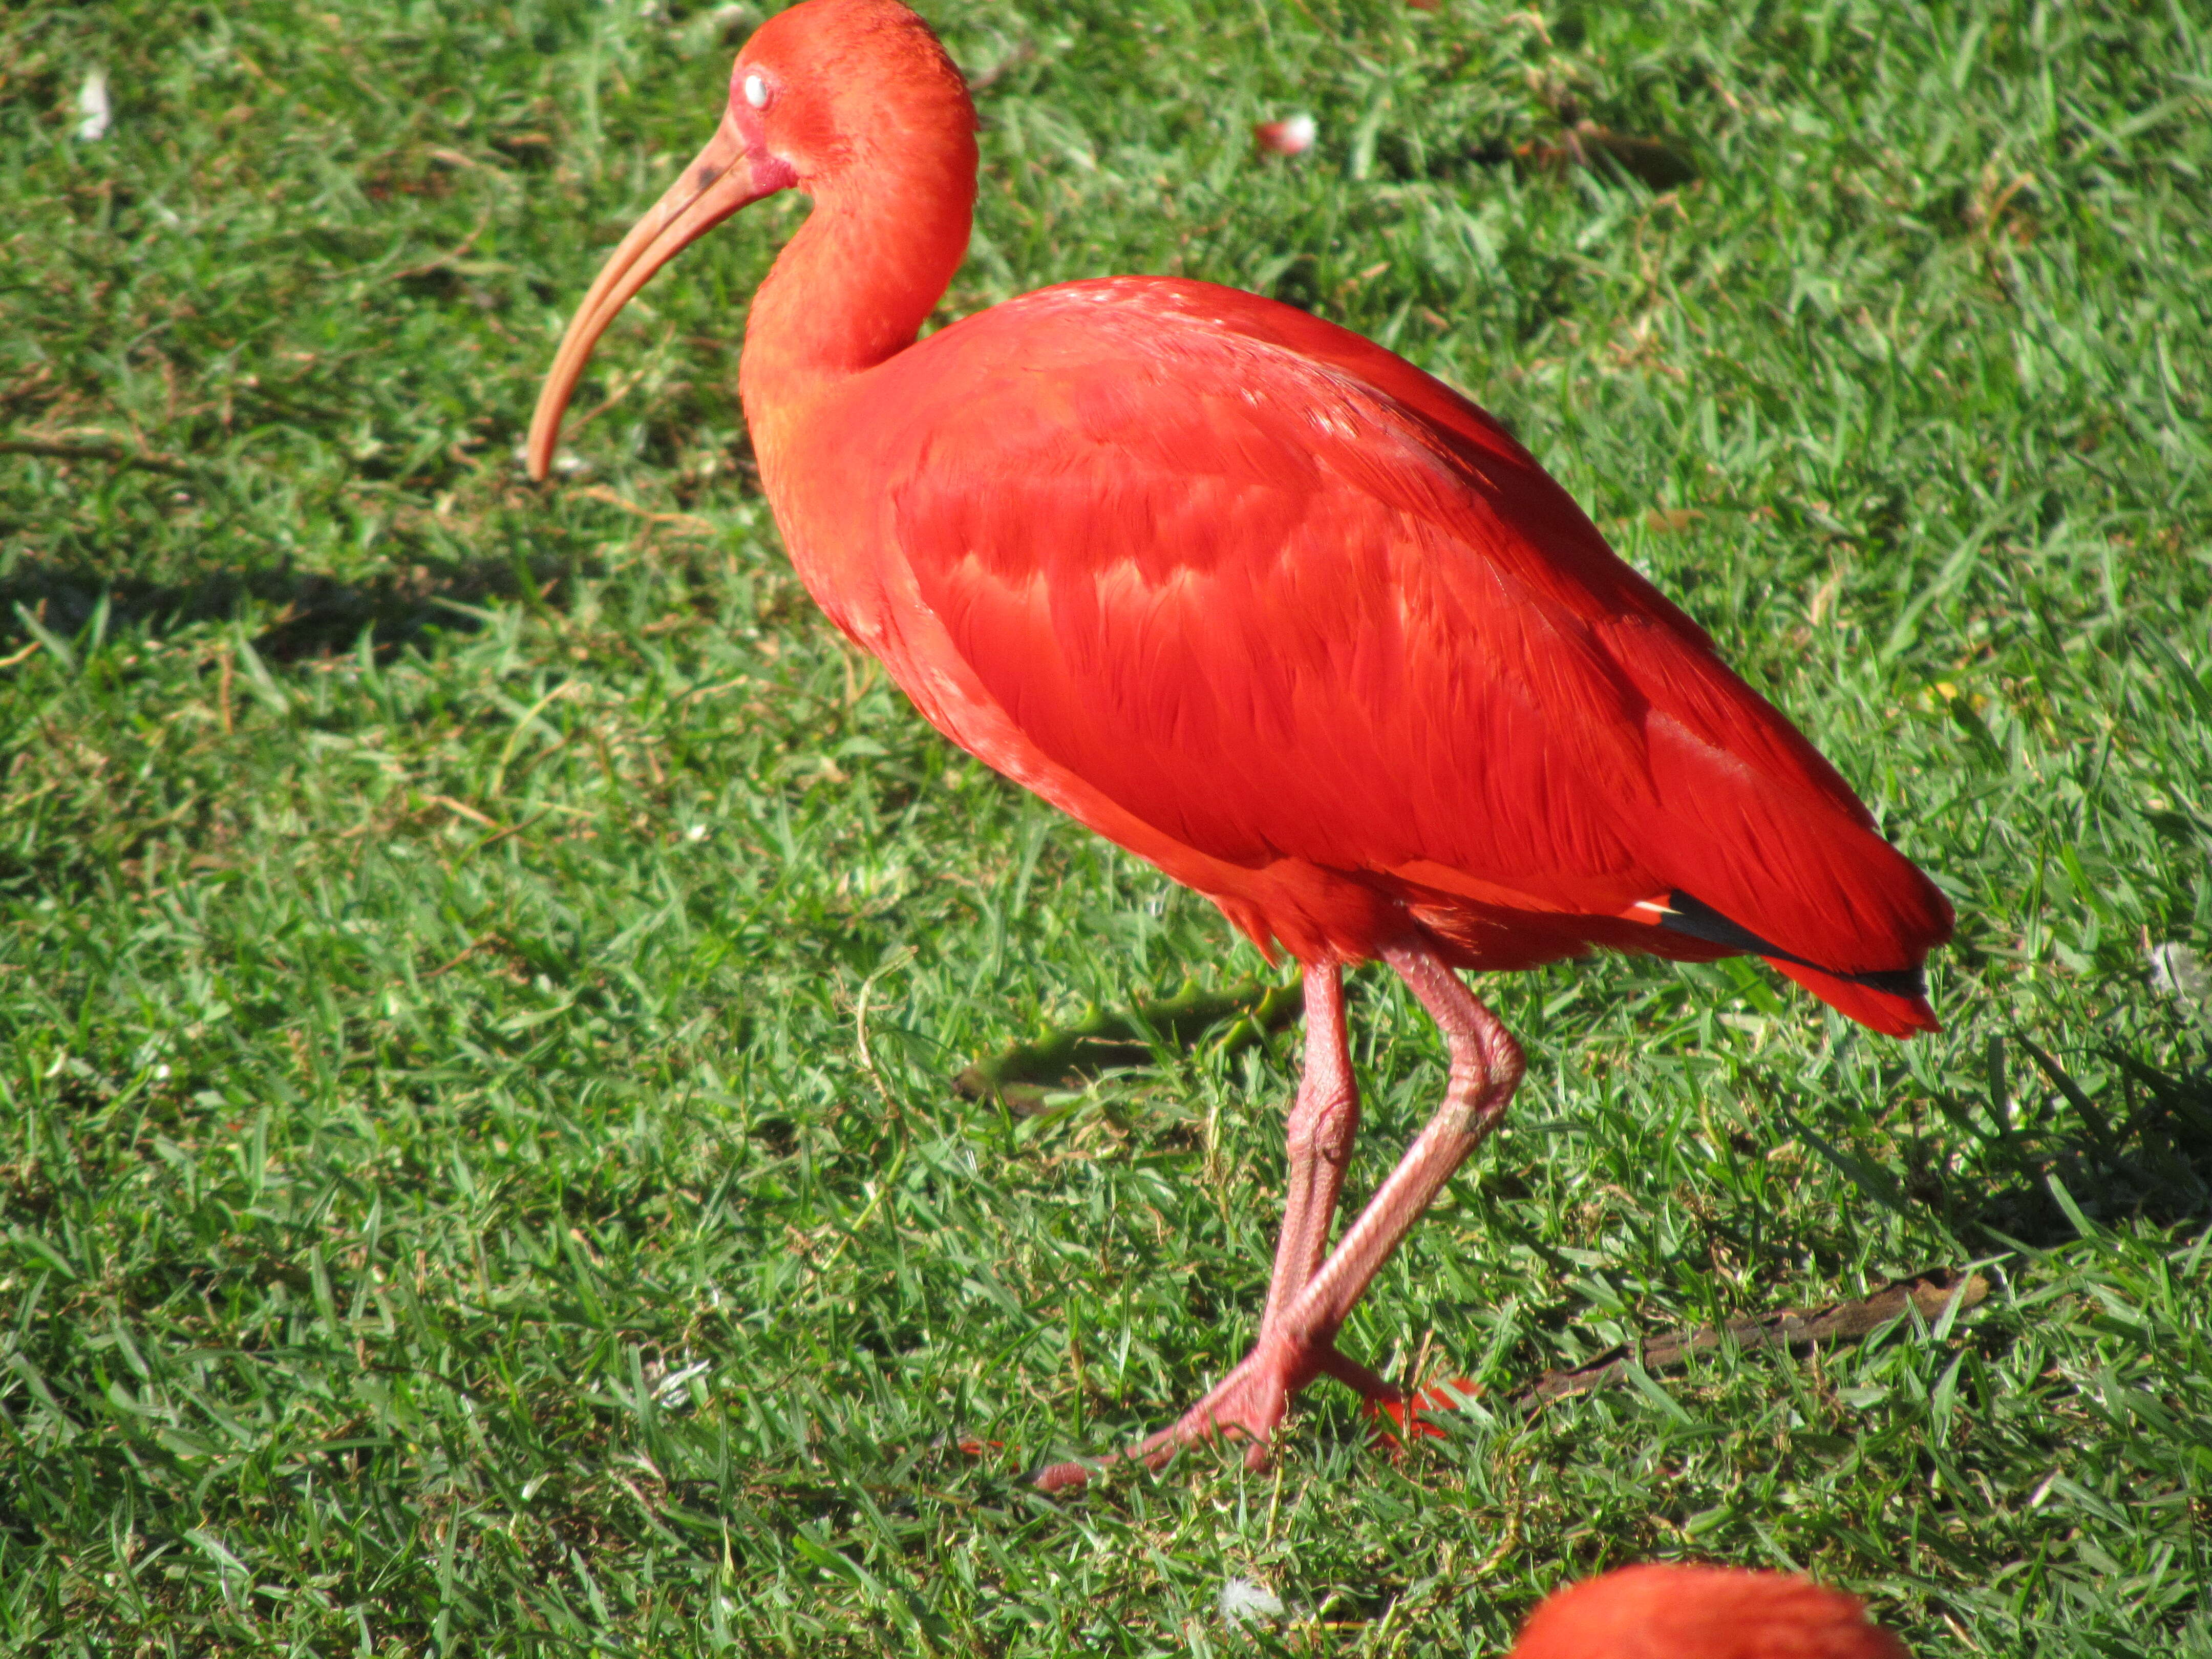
left=3, top=0, right=2209, bottom=1652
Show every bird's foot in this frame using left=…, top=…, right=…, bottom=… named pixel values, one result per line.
left=1032, top=1335, right=1398, bottom=1493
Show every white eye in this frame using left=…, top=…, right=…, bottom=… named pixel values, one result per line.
left=742, top=72, right=769, bottom=110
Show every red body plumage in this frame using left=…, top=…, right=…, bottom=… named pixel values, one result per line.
left=772, top=275, right=1951, bottom=1032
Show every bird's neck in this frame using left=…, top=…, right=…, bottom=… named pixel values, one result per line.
left=739, top=155, right=973, bottom=475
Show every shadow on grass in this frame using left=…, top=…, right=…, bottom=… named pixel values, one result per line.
left=952, top=974, right=1304, bottom=1112
left=974, top=983, right=2212, bottom=1268
left=1780, top=1034, right=2212, bottom=1250
left=0, top=547, right=584, bottom=662
left=1965, top=1040, right=2212, bottom=1246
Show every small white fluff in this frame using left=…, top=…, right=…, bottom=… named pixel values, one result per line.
left=1218, top=1578, right=1286, bottom=1627
left=2149, top=941, right=2209, bottom=1007
left=651, top=1358, right=711, bottom=1406
left=76, top=69, right=112, bottom=142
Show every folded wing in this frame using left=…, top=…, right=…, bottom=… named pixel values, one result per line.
left=837, top=278, right=1951, bottom=1031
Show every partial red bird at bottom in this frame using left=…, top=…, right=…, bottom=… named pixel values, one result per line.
left=526, top=0, right=1952, bottom=1489
left=1511, top=1565, right=1910, bottom=1658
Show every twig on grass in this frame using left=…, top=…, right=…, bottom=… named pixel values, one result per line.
left=580, top=484, right=714, bottom=535
left=1520, top=1268, right=1991, bottom=1407
left=0, top=437, right=200, bottom=477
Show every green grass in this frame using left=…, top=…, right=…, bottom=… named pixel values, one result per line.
left=3, top=0, right=2210, bottom=1651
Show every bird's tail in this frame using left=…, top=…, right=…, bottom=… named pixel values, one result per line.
left=1768, top=958, right=1940, bottom=1037
left=1625, top=887, right=1944, bottom=1037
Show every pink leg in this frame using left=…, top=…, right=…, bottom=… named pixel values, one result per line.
left=1267, top=942, right=1523, bottom=1356
left=1259, top=963, right=1359, bottom=1342
left=1034, top=941, right=1522, bottom=1492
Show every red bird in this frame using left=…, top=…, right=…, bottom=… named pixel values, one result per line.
left=1511, top=1565, right=1910, bottom=1658
left=527, top=0, right=1951, bottom=1489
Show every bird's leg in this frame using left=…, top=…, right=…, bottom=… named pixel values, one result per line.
left=1257, top=961, right=1360, bottom=1343
left=1033, top=940, right=1521, bottom=1492
left=1255, top=941, right=1522, bottom=1373
left=1033, top=963, right=1374, bottom=1494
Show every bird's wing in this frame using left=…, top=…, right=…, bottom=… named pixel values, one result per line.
left=831, top=278, right=1946, bottom=983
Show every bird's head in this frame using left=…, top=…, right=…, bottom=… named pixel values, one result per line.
left=731, top=0, right=974, bottom=189
left=525, top=0, right=974, bottom=480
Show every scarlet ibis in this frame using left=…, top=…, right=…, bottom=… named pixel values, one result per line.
left=1510, top=1564, right=1910, bottom=1658
left=527, top=0, right=1951, bottom=1490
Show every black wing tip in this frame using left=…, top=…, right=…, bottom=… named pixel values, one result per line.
left=1655, top=889, right=1926, bottom=999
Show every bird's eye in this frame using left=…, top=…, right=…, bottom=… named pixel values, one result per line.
left=742, top=72, right=770, bottom=110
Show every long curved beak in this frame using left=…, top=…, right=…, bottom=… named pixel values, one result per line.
left=526, top=109, right=780, bottom=482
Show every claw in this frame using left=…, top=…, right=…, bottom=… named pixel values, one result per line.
left=1033, top=1336, right=1399, bottom=1491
